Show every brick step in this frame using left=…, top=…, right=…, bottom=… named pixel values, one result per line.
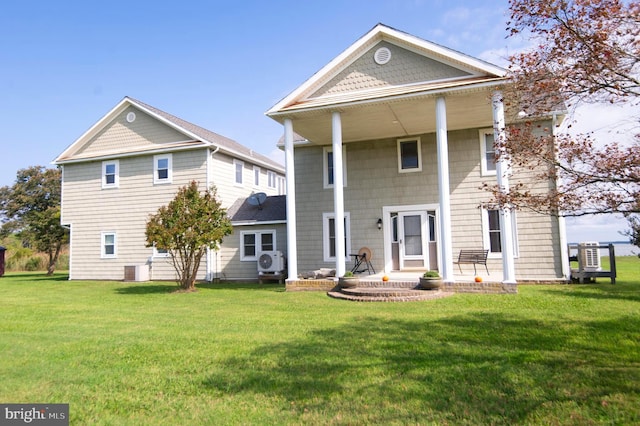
left=327, top=287, right=453, bottom=302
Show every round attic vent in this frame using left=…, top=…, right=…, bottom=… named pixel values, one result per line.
left=374, top=47, right=391, bottom=65
left=126, top=112, right=136, bottom=123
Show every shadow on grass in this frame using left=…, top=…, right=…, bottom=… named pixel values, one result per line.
left=1, top=272, right=69, bottom=282
left=197, top=281, right=286, bottom=292
left=202, top=313, right=640, bottom=424
left=115, top=284, right=178, bottom=295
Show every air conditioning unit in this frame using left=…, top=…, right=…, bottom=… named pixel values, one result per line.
left=579, top=242, right=601, bottom=272
left=257, top=251, right=285, bottom=273
left=124, top=265, right=150, bottom=282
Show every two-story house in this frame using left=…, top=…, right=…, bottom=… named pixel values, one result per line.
left=266, top=24, right=570, bottom=291
left=54, top=96, right=285, bottom=281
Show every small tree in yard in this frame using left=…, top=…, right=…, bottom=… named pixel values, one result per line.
left=145, top=181, right=232, bottom=291
left=487, top=0, right=640, bottom=248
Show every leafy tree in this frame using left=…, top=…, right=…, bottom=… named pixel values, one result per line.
left=486, top=0, right=639, bottom=245
left=145, top=181, right=232, bottom=291
left=0, top=166, right=68, bottom=275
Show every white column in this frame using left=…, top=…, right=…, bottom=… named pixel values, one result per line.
left=435, top=97, right=454, bottom=283
left=332, top=112, right=346, bottom=277
left=492, top=91, right=516, bottom=283
left=284, top=119, right=298, bottom=280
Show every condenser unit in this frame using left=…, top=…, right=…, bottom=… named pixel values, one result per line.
left=579, top=242, right=601, bottom=272
left=257, top=251, right=285, bottom=273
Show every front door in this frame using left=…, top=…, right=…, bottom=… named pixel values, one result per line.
left=398, top=212, right=428, bottom=269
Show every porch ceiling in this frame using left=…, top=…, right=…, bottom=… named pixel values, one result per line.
left=276, top=89, right=498, bottom=145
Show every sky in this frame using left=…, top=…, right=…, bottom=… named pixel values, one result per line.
left=0, top=0, right=633, bottom=243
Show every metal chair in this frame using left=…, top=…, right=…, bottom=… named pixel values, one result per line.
left=350, top=247, right=375, bottom=275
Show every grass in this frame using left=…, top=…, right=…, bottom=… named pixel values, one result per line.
left=1, top=258, right=639, bottom=425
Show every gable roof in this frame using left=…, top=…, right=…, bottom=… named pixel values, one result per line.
left=266, top=23, right=508, bottom=117
left=227, top=195, right=287, bottom=225
left=54, top=97, right=284, bottom=172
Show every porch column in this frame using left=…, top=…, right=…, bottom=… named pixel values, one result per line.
left=492, top=91, right=516, bottom=283
left=284, top=118, right=298, bottom=280
left=435, top=97, right=454, bottom=283
left=332, top=111, right=346, bottom=277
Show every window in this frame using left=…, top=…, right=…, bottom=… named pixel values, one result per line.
left=322, top=212, right=351, bottom=262
left=154, top=154, right=172, bottom=184
left=101, top=232, right=117, bottom=258
left=241, top=230, right=276, bottom=261
left=278, top=177, right=286, bottom=195
left=152, top=244, right=169, bottom=258
left=397, top=137, right=422, bottom=172
left=267, top=171, right=276, bottom=189
left=234, top=160, right=244, bottom=185
left=482, top=208, right=518, bottom=257
left=102, top=160, right=119, bottom=189
left=254, top=166, right=260, bottom=187
left=323, top=146, right=347, bottom=188
left=480, top=129, right=497, bottom=176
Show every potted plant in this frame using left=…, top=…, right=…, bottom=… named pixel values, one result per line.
left=338, top=271, right=359, bottom=288
left=419, top=270, right=441, bottom=290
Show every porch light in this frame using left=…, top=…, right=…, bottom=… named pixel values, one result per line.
left=377, top=218, right=383, bottom=230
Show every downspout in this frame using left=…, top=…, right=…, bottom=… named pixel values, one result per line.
left=206, top=146, right=221, bottom=281
left=553, top=114, right=571, bottom=280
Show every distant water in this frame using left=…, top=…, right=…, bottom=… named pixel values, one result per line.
left=570, top=242, right=638, bottom=256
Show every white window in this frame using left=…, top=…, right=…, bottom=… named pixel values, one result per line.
left=480, top=129, right=497, bottom=176
left=234, top=160, right=244, bottom=185
left=152, top=245, right=169, bottom=258
left=267, top=171, right=276, bottom=189
left=253, top=166, right=260, bottom=187
left=154, top=154, right=172, bottom=184
left=397, top=137, right=422, bottom=173
left=102, top=160, right=119, bottom=189
left=323, top=146, right=347, bottom=188
left=322, top=212, right=351, bottom=262
left=101, top=232, right=117, bottom=258
left=278, top=177, right=286, bottom=195
left=482, top=208, right=519, bottom=258
left=241, top=230, right=276, bottom=261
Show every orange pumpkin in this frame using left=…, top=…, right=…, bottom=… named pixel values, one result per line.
left=475, top=276, right=483, bottom=283
left=382, top=275, right=389, bottom=282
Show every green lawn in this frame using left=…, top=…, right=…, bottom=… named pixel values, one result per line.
left=1, top=258, right=639, bottom=425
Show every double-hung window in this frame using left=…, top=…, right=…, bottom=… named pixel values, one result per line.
left=480, top=129, right=497, bottom=176
left=267, top=171, right=276, bottom=189
left=101, top=232, right=117, bottom=258
left=253, top=166, right=260, bottom=187
left=234, top=160, right=244, bottom=186
left=397, top=137, right=422, bottom=173
left=323, top=146, right=347, bottom=188
left=482, top=208, right=519, bottom=258
left=102, top=160, right=119, bottom=189
left=154, top=154, right=172, bottom=184
left=241, top=230, right=276, bottom=261
left=322, top=212, right=351, bottom=262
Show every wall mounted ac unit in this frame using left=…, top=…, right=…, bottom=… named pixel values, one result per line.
left=579, top=242, right=601, bottom=272
left=257, top=251, right=285, bottom=273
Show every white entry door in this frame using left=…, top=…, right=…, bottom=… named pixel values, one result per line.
left=398, top=212, right=428, bottom=269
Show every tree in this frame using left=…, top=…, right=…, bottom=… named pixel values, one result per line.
left=0, top=166, right=68, bottom=275
left=486, top=0, right=640, bottom=244
left=145, top=181, right=232, bottom=291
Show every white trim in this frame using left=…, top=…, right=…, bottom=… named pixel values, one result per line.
left=153, top=247, right=170, bottom=258
left=323, top=145, right=348, bottom=188
left=240, top=230, right=276, bottom=261
left=153, top=154, right=172, bottom=184
left=101, top=159, right=119, bottom=189
left=233, top=159, right=244, bottom=186
left=397, top=137, right=422, bottom=173
left=101, top=231, right=117, bottom=259
left=479, top=128, right=497, bottom=176
left=481, top=208, right=519, bottom=259
left=284, top=119, right=298, bottom=279
left=322, top=212, right=351, bottom=263
left=266, top=23, right=507, bottom=115
left=231, top=220, right=287, bottom=226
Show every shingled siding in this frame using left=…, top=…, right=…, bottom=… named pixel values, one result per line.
left=293, top=126, right=563, bottom=281
left=62, top=149, right=208, bottom=281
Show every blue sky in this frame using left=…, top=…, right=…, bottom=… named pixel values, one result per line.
left=0, top=0, right=631, bottom=242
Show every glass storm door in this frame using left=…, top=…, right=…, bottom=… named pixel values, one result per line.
left=398, top=212, right=428, bottom=269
